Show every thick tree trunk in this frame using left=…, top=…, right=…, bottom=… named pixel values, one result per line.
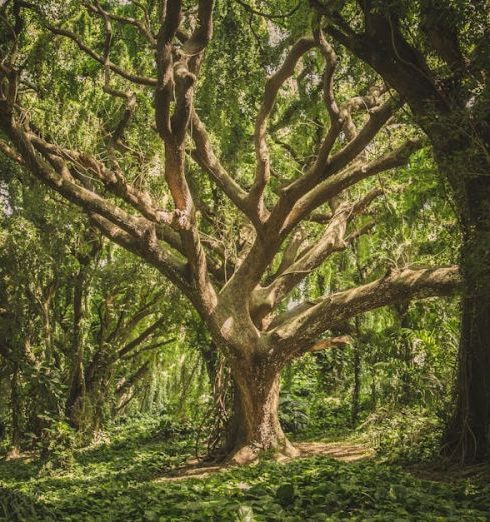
left=221, top=356, right=298, bottom=464
left=443, top=176, right=490, bottom=462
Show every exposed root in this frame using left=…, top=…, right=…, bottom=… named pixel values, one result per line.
left=225, top=437, right=301, bottom=465
left=154, top=440, right=371, bottom=482
left=226, top=445, right=258, bottom=465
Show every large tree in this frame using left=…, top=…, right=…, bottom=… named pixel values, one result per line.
left=0, top=0, right=459, bottom=462
left=309, top=0, right=490, bottom=463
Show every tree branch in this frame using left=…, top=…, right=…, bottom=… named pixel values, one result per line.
left=189, top=109, right=251, bottom=221
left=88, top=212, right=192, bottom=297
left=252, top=189, right=382, bottom=325
left=117, top=315, right=166, bottom=359
left=306, top=335, right=353, bottom=352
left=269, top=266, right=460, bottom=352
left=283, top=137, right=422, bottom=231
left=45, top=25, right=157, bottom=86
left=85, top=1, right=156, bottom=46
left=248, top=37, right=315, bottom=216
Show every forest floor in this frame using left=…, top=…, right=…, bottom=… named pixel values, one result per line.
left=161, top=441, right=373, bottom=481
left=1, top=423, right=490, bottom=521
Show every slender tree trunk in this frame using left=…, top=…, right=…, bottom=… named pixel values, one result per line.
left=66, top=231, right=99, bottom=429
left=7, top=364, right=21, bottom=459
left=351, top=318, right=362, bottom=426
left=443, top=176, right=490, bottom=462
left=351, top=346, right=361, bottom=426
left=351, top=244, right=365, bottom=425
left=395, top=303, right=413, bottom=405
left=221, top=355, right=298, bottom=463
left=370, top=364, right=377, bottom=411
left=65, top=263, right=88, bottom=428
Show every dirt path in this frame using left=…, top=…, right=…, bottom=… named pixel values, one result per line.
left=155, top=441, right=372, bottom=482
left=295, top=441, right=372, bottom=462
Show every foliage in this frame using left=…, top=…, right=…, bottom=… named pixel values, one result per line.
left=359, top=407, right=444, bottom=464
left=278, top=391, right=310, bottom=434
left=0, top=1, right=484, bottom=517
left=1, top=425, right=489, bottom=521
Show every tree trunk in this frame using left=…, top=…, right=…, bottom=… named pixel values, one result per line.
left=370, top=364, right=377, bottom=411
left=7, top=364, right=21, bottom=459
left=221, top=356, right=298, bottom=464
left=66, top=231, right=99, bottom=429
left=351, top=317, right=362, bottom=426
left=443, top=176, right=490, bottom=462
left=65, top=265, right=87, bottom=429
left=395, top=303, right=413, bottom=405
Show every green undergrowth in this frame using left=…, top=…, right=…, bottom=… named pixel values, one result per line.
left=1, top=419, right=489, bottom=521
left=0, top=417, right=490, bottom=522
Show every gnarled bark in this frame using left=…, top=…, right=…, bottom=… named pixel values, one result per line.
left=221, top=355, right=297, bottom=463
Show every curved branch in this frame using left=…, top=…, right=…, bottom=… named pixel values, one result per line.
left=154, top=0, right=182, bottom=140
left=283, top=137, right=422, bottom=231
left=45, top=25, right=157, bottom=86
left=0, top=117, right=190, bottom=296
left=26, top=132, right=174, bottom=227
left=85, top=1, right=156, bottom=46
left=252, top=189, right=382, bottom=325
left=189, top=109, right=251, bottom=220
left=286, top=97, right=400, bottom=202
left=88, top=212, right=192, bottom=296
left=248, top=37, right=315, bottom=215
left=182, top=0, right=214, bottom=57
left=269, top=265, right=461, bottom=352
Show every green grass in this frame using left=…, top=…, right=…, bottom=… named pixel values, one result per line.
left=1, top=427, right=490, bottom=521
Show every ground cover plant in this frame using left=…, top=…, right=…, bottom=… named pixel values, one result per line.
left=1, top=416, right=490, bottom=521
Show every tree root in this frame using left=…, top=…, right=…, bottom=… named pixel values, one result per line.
left=225, top=439, right=300, bottom=465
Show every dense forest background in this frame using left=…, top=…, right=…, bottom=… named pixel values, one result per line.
left=0, top=0, right=489, bottom=520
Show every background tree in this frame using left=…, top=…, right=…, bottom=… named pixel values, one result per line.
left=310, top=0, right=490, bottom=463
left=0, top=168, right=197, bottom=449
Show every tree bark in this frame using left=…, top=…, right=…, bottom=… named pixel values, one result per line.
left=351, top=317, right=362, bottom=426
left=443, top=176, right=490, bottom=462
left=221, top=355, right=298, bottom=463
left=65, top=262, right=89, bottom=429
left=394, top=303, right=413, bottom=405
